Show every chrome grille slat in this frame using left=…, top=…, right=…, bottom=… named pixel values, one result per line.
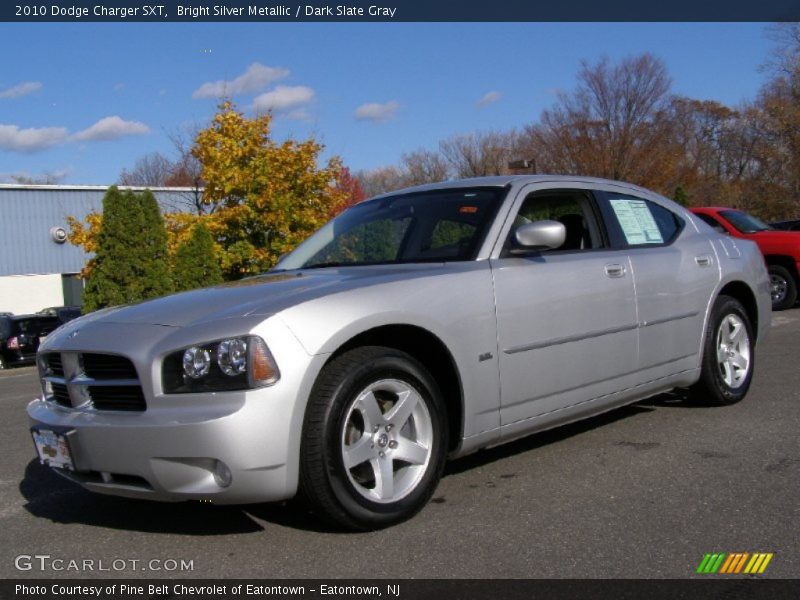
left=41, top=352, right=146, bottom=412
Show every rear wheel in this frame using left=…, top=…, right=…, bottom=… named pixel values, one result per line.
left=690, top=295, right=754, bottom=405
left=299, top=346, right=447, bottom=530
left=768, top=264, right=797, bottom=310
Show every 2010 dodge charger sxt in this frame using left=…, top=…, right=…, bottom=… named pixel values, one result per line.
left=27, top=176, right=771, bottom=530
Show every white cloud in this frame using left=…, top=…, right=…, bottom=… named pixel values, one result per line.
left=354, top=100, right=400, bottom=122
left=0, top=124, right=68, bottom=152
left=253, top=85, right=315, bottom=112
left=193, top=62, right=290, bottom=99
left=71, top=116, right=149, bottom=142
left=477, top=91, right=502, bottom=108
left=284, top=109, right=312, bottom=122
left=0, top=81, right=43, bottom=99
left=0, top=168, right=71, bottom=183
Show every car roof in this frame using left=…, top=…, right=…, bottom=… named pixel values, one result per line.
left=365, top=174, right=661, bottom=201
left=1, top=314, right=57, bottom=321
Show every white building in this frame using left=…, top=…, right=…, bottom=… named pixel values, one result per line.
left=0, top=184, right=199, bottom=315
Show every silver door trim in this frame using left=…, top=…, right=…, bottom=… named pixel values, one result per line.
left=504, top=322, right=639, bottom=354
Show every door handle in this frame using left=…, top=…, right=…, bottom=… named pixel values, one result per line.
left=695, top=255, right=713, bottom=267
left=604, top=264, right=626, bottom=278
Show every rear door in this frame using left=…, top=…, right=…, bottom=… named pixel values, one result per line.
left=598, top=192, right=719, bottom=377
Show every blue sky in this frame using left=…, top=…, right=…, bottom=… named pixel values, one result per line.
left=0, top=22, right=776, bottom=184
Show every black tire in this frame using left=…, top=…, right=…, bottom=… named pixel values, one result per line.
left=689, top=295, right=755, bottom=406
left=768, top=265, right=798, bottom=311
left=299, top=346, right=448, bottom=531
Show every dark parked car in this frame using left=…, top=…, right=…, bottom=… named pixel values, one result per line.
left=771, top=219, right=800, bottom=232
left=36, top=306, right=82, bottom=324
left=0, top=315, right=60, bottom=369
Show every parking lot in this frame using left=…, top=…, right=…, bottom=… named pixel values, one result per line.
left=0, top=309, right=798, bottom=579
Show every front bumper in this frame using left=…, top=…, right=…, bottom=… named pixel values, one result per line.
left=26, top=316, right=326, bottom=505
left=29, top=390, right=294, bottom=504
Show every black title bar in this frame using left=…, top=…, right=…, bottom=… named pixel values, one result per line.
left=3, top=0, right=800, bottom=22
left=3, top=579, right=800, bottom=600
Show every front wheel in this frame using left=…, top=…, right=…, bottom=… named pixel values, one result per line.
left=299, top=346, right=447, bottom=530
left=768, top=265, right=798, bottom=310
left=689, top=295, right=755, bottom=405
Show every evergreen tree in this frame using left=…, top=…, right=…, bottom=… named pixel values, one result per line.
left=673, top=186, right=690, bottom=207
left=173, top=221, right=223, bottom=292
left=83, top=187, right=173, bottom=311
left=135, top=189, right=174, bottom=299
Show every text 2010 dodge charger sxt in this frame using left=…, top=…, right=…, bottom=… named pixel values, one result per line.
left=28, top=176, right=771, bottom=530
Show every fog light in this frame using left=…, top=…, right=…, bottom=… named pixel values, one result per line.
left=183, top=347, right=211, bottom=379
left=213, top=460, right=232, bottom=488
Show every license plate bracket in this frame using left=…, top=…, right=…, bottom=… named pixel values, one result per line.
left=31, top=427, right=75, bottom=470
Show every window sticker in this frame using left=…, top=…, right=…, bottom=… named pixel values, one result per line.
left=609, top=199, right=664, bottom=244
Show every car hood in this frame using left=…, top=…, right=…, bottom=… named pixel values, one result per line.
left=81, top=265, right=448, bottom=327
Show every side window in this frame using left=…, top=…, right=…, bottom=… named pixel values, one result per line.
left=694, top=212, right=727, bottom=234
left=600, top=193, right=684, bottom=248
left=504, top=189, right=604, bottom=254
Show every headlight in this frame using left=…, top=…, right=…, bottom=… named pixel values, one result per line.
left=217, top=338, right=247, bottom=376
left=182, top=347, right=211, bottom=379
left=162, top=335, right=280, bottom=394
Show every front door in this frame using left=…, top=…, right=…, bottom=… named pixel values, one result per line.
left=490, top=187, right=638, bottom=426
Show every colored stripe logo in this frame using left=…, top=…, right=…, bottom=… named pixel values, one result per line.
left=697, top=552, right=773, bottom=574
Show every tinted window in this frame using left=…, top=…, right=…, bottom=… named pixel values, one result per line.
left=720, top=210, right=771, bottom=233
left=601, top=193, right=683, bottom=247
left=280, top=187, right=505, bottom=269
left=695, top=213, right=727, bottom=234
left=0, top=317, right=10, bottom=339
left=505, top=189, right=604, bottom=254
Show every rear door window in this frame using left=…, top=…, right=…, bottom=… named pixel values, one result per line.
left=598, top=192, right=684, bottom=248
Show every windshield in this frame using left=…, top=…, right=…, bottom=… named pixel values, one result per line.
left=720, top=210, right=772, bottom=233
left=277, top=187, right=506, bottom=270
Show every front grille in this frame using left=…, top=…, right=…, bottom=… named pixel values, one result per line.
left=42, top=352, right=146, bottom=412
left=51, top=382, right=71, bottom=407
left=46, top=354, right=64, bottom=377
left=82, top=353, right=138, bottom=380
left=90, top=386, right=146, bottom=412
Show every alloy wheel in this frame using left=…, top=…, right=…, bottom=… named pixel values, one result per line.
left=716, top=313, right=751, bottom=389
left=340, top=378, right=433, bottom=504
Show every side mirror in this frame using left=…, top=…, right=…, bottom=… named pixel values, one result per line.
left=513, top=220, right=566, bottom=251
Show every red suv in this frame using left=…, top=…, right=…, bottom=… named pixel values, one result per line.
left=691, top=207, right=800, bottom=310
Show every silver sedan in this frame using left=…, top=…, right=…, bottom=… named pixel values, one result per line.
left=27, top=176, right=771, bottom=530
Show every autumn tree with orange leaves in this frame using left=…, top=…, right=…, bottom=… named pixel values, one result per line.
left=192, top=101, right=349, bottom=277
left=70, top=101, right=352, bottom=282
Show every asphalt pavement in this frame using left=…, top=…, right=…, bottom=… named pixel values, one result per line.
left=1, top=310, right=798, bottom=579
